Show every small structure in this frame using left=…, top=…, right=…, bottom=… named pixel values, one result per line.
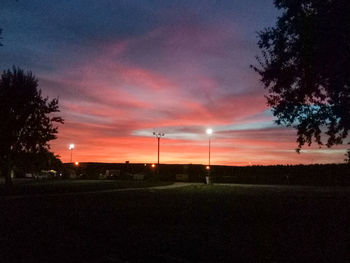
left=99, top=173, right=107, bottom=179
left=176, top=174, right=189, bottom=182
left=34, top=170, right=56, bottom=180
left=25, top=173, right=34, bottom=178
left=66, top=169, right=77, bottom=179
left=133, top=173, right=145, bottom=180
left=106, top=169, right=121, bottom=178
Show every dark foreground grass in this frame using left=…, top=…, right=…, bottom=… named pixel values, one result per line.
left=0, top=184, right=349, bottom=262
left=0, top=179, right=173, bottom=196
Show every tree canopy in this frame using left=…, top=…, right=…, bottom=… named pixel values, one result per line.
left=253, top=0, right=350, bottom=150
left=16, top=150, right=63, bottom=175
left=0, top=67, right=63, bottom=187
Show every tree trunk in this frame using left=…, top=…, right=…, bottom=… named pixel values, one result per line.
left=3, top=164, right=13, bottom=194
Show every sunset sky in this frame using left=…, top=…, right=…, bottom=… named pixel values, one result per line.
left=0, top=0, right=347, bottom=165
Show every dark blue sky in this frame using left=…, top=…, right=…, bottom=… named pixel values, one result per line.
left=1, top=0, right=277, bottom=69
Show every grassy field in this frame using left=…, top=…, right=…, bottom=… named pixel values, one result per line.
left=0, top=179, right=173, bottom=195
left=0, top=183, right=349, bottom=262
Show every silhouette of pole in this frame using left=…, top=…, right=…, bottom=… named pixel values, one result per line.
left=205, top=129, right=213, bottom=184
left=69, top=144, right=75, bottom=163
left=208, top=136, right=211, bottom=166
left=153, top=132, right=165, bottom=165
left=206, top=129, right=213, bottom=167
left=158, top=137, right=160, bottom=165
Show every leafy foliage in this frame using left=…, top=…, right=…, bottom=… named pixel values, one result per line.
left=252, top=0, right=350, bottom=149
left=16, top=150, right=63, bottom=174
left=0, top=67, right=63, bottom=186
left=345, top=149, right=350, bottom=164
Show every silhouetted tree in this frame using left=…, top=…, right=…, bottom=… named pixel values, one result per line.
left=0, top=67, right=63, bottom=191
left=252, top=0, right=350, bottom=150
left=16, top=150, right=63, bottom=175
left=345, top=150, right=350, bottom=164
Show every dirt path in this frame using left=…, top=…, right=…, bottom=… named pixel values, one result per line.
left=214, top=183, right=350, bottom=193
left=1, top=182, right=199, bottom=200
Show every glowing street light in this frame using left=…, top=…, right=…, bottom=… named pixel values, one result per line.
left=69, top=144, right=75, bottom=163
left=206, top=128, right=213, bottom=136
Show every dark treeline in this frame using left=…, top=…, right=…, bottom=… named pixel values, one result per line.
left=64, top=162, right=350, bottom=186
left=212, top=164, right=350, bottom=186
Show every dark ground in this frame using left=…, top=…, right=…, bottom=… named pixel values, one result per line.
left=0, top=179, right=173, bottom=196
left=0, top=184, right=349, bottom=263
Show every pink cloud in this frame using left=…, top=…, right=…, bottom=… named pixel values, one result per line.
left=43, top=21, right=347, bottom=165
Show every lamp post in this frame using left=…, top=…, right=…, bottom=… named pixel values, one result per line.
left=69, top=144, right=75, bottom=163
left=206, top=128, right=213, bottom=184
left=153, top=132, right=165, bottom=165
left=206, top=128, right=212, bottom=165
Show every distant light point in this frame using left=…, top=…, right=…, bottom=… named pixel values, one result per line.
left=206, top=128, right=213, bottom=135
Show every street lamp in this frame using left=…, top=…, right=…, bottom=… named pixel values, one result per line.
left=206, top=128, right=213, bottom=184
left=69, top=144, right=75, bottom=163
left=153, top=132, right=165, bottom=165
left=206, top=128, right=212, bottom=166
